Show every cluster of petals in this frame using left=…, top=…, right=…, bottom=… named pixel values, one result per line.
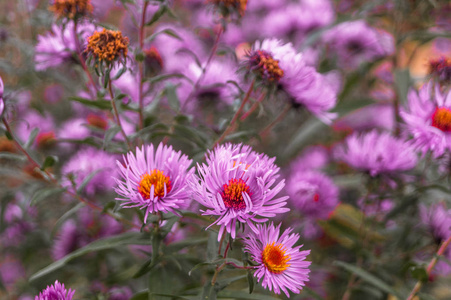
left=334, top=130, right=417, bottom=176
left=286, top=170, right=339, bottom=220
left=243, top=223, right=311, bottom=297
left=250, top=39, right=338, bottom=123
left=114, top=143, right=194, bottom=222
left=401, top=82, right=451, bottom=158
left=190, top=143, right=289, bottom=240
left=35, top=280, right=74, bottom=300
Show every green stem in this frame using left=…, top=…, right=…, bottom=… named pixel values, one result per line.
left=108, top=79, right=133, bottom=150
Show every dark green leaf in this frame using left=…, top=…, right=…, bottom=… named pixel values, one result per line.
left=333, top=261, right=404, bottom=299
left=217, top=290, right=279, bottom=300
left=247, top=271, right=254, bottom=294
left=201, top=281, right=217, bottom=300
left=112, top=66, right=127, bottom=80
left=51, top=203, right=85, bottom=236
left=410, top=266, right=428, bottom=283
left=41, top=155, right=58, bottom=170
left=69, top=96, right=112, bottom=110
left=103, top=125, right=121, bottom=149
left=0, top=152, right=26, bottom=161
left=145, top=29, right=182, bottom=44
left=30, top=232, right=150, bottom=282
left=24, top=128, right=39, bottom=149
left=146, top=4, right=167, bottom=26
left=165, top=84, right=180, bottom=112
left=31, top=187, right=66, bottom=205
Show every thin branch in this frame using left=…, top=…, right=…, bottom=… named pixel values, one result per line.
left=108, top=79, right=133, bottom=150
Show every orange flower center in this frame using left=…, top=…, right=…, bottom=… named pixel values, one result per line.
left=432, top=107, right=451, bottom=132
left=221, top=178, right=251, bottom=210
left=262, top=242, right=291, bottom=274
left=86, top=29, right=129, bottom=63
left=248, top=50, right=284, bottom=83
left=50, top=0, right=93, bottom=19
left=138, top=169, right=172, bottom=200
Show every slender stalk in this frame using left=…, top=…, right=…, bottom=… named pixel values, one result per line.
left=73, top=21, right=99, bottom=97
left=213, top=79, right=255, bottom=147
left=180, top=26, right=224, bottom=111
left=137, top=1, right=149, bottom=130
left=259, top=103, right=291, bottom=138
left=2, top=117, right=144, bottom=232
left=240, top=91, right=266, bottom=121
left=218, top=232, right=227, bottom=255
left=406, top=235, right=451, bottom=300
left=108, top=79, right=133, bottom=150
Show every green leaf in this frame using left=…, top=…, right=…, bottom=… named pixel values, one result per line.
left=76, top=169, right=103, bottom=194
left=165, top=84, right=180, bottom=112
left=247, top=271, right=254, bottom=294
left=103, top=125, right=121, bottom=149
left=333, top=261, right=404, bottom=299
left=130, top=290, right=149, bottom=300
left=30, top=187, right=66, bottom=205
left=145, top=29, right=182, bottom=44
left=410, top=266, right=428, bottom=283
left=24, top=128, right=39, bottom=149
left=394, top=69, right=411, bottom=104
left=41, top=155, right=58, bottom=170
left=30, top=232, right=150, bottom=282
left=143, top=73, right=191, bottom=85
left=69, top=96, right=112, bottom=110
left=0, top=152, right=26, bottom=161
left=146, top=4, right=167, bottom=26
left=51, top=203, right=85, bottom=236
left=4, top=131, right=13, bottom=140
left=112, top=66, right=127, bottom=80
left=201, top=281, right=217, bottom=300
left=217, top=291, right=279, bottom=300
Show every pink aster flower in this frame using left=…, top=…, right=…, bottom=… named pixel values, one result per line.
left=191, top=143, right=289, bottom=240
left=324, top=20, right=394, bottom=69
left=401, top=82, right=451, bottom=158
left=243, top=223, right=311, bottom=297
left=115, top=143, right=194, bottom=222
left=246, top=39, right=338, bottom=123
left=286, top=170, right=339, bottom=220
left=420, top=203, right=451, bottom=243
left=62, top=147, right=117, bottom=195
left=334, top=130, right=417, bottom=176
left=35, top=280, right=75, bottom=300
left=35, top=21, right=96, bottom=71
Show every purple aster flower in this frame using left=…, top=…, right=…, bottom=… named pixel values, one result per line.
left=334, top=130, right=417, bottom=176
left=400, top=82, right=451, bottom=158
left=262, top=0, right=334, bottom=42
left=58, top=118, right=90, bottom=141
left=35, top=21, right=96, bottom=71
left=333, top=103, right=395, bottom=132
left=324, top=20, right=394, bottom=69
left=246, top=39, right=338, bottom=123
left=115, top=143, right=194, bottom=222
left=191, top=143, right=289, bottom=240
left=0, top=257, right=25, bottom=289
left=286, top=170, right=339, bottom=220
left=35, top=280, right=75, bottom=300
left=289, top=145, right=330, bottom=172
left=243, top=223, right=311, bottom=297
left=15, top=111, right=54, bottom=145
left=420, top=203, right=451, bottom=243
left=44, top=84, right=64, bottom=103
left=107, top=286, right=133, bottom=300
left=0, top=75, right=3, bottom=115
left=53, top=207, right=122, bottom=259
left=62, top=147, right=117, bottom=195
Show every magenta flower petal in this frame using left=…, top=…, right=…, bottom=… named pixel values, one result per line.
left=115, top=143, right=194, bottom=222
left=243, top=223, right=311, bottom=297
left=191, top=143, right=289, bottom=240
left=35, top=280, right=75, bottom=300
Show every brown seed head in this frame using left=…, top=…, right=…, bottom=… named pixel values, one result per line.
left=50, top=0, right=93, bottom=20
left=86, top=29, right=129, bottom=64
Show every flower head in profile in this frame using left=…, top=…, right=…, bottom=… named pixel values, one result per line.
left=86, top=29, right=129, bottom=67
left=245, top=39, right=338, bottom=123
left=50, top=0, right=93, bottom=20
left=334, top=130, right=417, bottom=176
left=401, top=82, right=451, bottom=158
left=244, top=223, right=311, bottom=297
left=35, top=280, right=75, bottom=300
left=191, top=143, right=289, bottom=240
left=115, top=143, right=194, bottom=222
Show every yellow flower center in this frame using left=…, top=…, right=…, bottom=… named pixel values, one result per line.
left=432, top=107, right=451, bottom=132
left=86, top=29, right=129, bottom=63
left=50, top=0, right=93, bottom=19
left=138, top=169, right=172, bottom=200
left=261, top=242, right=291, bottom=274
left=248, top=50, right=284, bottom=83
left=221, top=178, right=250, bottom=210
